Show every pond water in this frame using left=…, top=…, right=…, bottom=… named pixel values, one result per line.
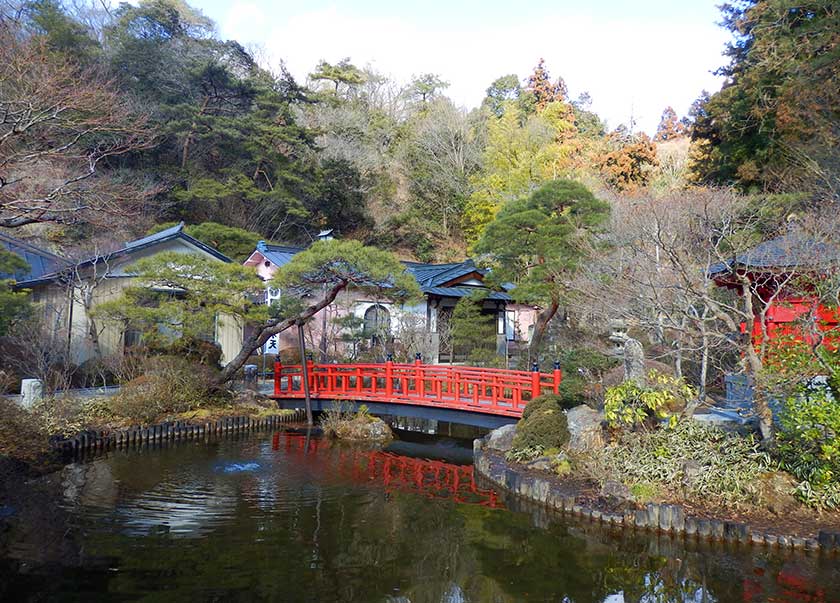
left=1, top=423, right=839, bottom=602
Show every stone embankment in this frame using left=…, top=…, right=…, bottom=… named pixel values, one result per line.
left=474, top=428, right=840, bottom=554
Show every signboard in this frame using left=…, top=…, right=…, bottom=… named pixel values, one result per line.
left=262, top=333, right=279, bottom=355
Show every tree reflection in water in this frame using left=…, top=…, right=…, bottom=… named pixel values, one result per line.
left=1, top=431, right=838, bottom=602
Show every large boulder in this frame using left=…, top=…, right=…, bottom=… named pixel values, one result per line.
left=484, top=424, right=516, bottom=453
left=565, top=405, right=604, bottom=452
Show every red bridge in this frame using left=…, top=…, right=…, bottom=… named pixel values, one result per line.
left=272, top=431, right=502, bottom=508
left=273, top=359, right=562, bottom=418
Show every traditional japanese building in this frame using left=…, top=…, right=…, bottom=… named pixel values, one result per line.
left=709, top=233, right=840, bottom=350
left=243, top=241, right=538, bottom=364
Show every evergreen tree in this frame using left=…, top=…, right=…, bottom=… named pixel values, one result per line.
left=450, top=291, right=499, bottom=367
left=654, top=106, right=686, bottom=142
left=692, top=1, right=839, bottom=197
left=523, top=58, right=568, bottom=113
left=474, top=180, right=609, bottom=356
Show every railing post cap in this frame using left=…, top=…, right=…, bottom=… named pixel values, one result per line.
left=531, top=361, right=540, bottom=372
left=386, top=353, right=393, bottom=362
left=553, top=360, right=561, bottom=370
left=415, top=352, right=422, bottom=361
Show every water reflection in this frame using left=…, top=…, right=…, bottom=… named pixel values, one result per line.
left=1, top=430, right=838, bottom=602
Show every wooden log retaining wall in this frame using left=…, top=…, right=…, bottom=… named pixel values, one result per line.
left=53, top=410, right=306, bottom=457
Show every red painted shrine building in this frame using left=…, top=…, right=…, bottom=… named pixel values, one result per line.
left=709, top=234, right=840, bottom=352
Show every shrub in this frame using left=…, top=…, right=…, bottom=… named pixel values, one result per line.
left=511, top=406, right=570, bottom=455
left=108, top=356, right=229, bottom=424
left=582, top=421, right=771, bottom=508
left=778, top=385, right=840, bottom=509
left=521, top=394, right=562, bottom=420
left=604, top=370, right=695, bottom=429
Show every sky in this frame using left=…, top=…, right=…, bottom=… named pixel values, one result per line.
left=193, top=0, right=731, bottom=134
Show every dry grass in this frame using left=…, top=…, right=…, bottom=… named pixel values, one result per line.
left=0, top=398, right=50, bottom=464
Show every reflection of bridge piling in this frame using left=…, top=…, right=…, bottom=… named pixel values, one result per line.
left=273, top=359, right=562, bottom=418
left=271, top=432, right=502, bottom=508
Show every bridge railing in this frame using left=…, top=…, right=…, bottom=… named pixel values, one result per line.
left=273, top=358, right=562, bottom=417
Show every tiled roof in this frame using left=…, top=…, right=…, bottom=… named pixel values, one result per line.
left=403, top=259, right=486, bottom=288
left=250, top=243, right=509, bottom=301
left=15, top=223, right=232, bottom=286
left=709, top=234, right=840, bottom=277
left=124, top=222, right=186, bottom=249
left=256, top=242, right=305, bottom=267
left=422, top=286, right=511, bottom=301
left=0, top=232, right=69, bottom=282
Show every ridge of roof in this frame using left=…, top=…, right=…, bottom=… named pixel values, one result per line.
left=124, top=222, right=185, bottom=249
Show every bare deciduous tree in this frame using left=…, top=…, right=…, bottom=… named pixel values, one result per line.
left=0, top=23, right=155, bottom=228
left=572, top=188, right=840, bottom=444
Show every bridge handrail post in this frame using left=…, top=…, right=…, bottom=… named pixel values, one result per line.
left=414, top=353, right=424, bottom=397
left=385, top=354, right=394, bottom=397
left=274, top=360, right=282, bottom=395
left=553, top=360, right=562, bottom=395
left=307, top=357, right=317, bottom=393
left=530, top=361, right=540, bottom=400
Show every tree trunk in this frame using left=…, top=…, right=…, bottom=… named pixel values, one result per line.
left=528, top=299, right=559, bottom=359
left=181, top=96, right=210, bottom=169
left=216, top=283, right=346, bottom=384
left=739, top=278, right=775, bottom=446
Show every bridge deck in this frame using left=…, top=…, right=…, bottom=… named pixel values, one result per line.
left=272, top=361, right=562, bottom=418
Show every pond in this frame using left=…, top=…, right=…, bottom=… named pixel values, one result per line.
left=1, top=422, right=839, bottom=602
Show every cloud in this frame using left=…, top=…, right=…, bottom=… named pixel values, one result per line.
left=220, top=4, right=728, bottom=133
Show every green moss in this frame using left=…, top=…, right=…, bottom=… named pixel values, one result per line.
left=630, top=482, right=660, bottom=503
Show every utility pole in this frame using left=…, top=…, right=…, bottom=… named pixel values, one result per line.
left=297, top=322, right=314, bottom=426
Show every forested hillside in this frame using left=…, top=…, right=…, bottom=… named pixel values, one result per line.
left=4, top=0, right=833, bottom=263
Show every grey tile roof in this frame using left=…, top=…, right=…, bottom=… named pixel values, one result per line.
left=0, top=232, right=69, bottom=282
left=251, top=243, right=508, bottom=301
left=403, top=259, right=486, bottom=288
left=15, top=223, right=232, bottom=286
left=709, top=234, right=840, bottom=277
left=421, top=286, right=511, bottom=301
left=257, top=243, right=306, bottom=267
left=124, top=222, right=186, bottom=249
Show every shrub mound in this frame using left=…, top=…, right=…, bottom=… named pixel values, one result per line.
left=582, top=421, right=771, bottom=508
left=109, top=356, right=229, bottom=424
left=521, top=394, right=563, bottom=420
left=511, top=402, right=570, bottom=457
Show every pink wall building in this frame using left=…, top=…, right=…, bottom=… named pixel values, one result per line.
left=243, top=240, right=538, bottom=366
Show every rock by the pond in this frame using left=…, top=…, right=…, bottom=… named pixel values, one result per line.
left=681, top=460, right=702, bottom=492
left=525, top=456, right=554, bottom=472
left=601, top=479, right=633, bottom=503
left=565, top=405, right=604, bottom=452
left=485, top=424, right=517, bottom=453
left=758, top=471, right=800, bottom=516
left=524, top=452, right=568, bottom=473
left=330, top=417, right=393, bottom=442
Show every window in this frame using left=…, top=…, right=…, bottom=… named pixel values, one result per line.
left=363, top=304, right=390, bottom=345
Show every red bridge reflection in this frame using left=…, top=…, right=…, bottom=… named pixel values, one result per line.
left=272, top=432, right=502, bottom=508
